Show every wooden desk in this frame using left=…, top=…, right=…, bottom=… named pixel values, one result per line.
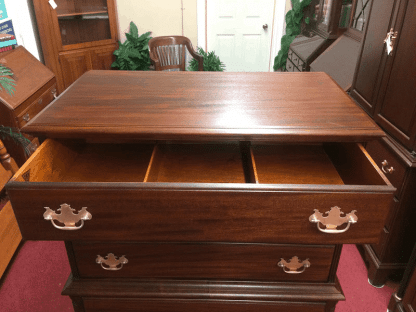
left=7, top=71, right=394, bottom=311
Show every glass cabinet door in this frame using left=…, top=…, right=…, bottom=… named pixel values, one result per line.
left=350, top=0, right=371, bottom=32
left=55, top=0, right=111, bottom=46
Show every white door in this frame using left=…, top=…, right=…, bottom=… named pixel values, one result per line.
left=206, top=0, right=276, bottom=72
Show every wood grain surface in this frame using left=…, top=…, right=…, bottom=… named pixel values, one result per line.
left=72, top=242, right=334, bottom=282
left=22, top=71, right=384, bottom=142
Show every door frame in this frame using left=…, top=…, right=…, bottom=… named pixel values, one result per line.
left=197, top=0, right=287, bottom=72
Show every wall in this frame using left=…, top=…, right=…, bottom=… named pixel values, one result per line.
left=6, top=0, right=291, bottom=64
left=3, top=0, right=41, bottom=60
left=116, top=0, right=290, bottom=46
left=116, top=0, right=198, bottom=45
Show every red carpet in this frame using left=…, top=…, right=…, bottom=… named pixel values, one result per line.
left=0, top=243, right=395, bottom=311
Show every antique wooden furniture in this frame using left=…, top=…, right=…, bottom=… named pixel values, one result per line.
left=388, top=244, right=416, bottom=312
left=0, top=46, right=56, bottom=166
left=32, top=0, right=119, bottom=93
left=349, top=0, right=416, bottom=287
left=0, top=139, right=21, bottom=279
left=310, top=0, right=371, bottom=91
left=7, top=71, right=395, bottom=311
left=285, top=0, right=348, bottom=72
left=148, top=36, right=203, bottom=71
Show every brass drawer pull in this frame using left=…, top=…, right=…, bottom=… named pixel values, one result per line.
left=278, top=256, right=310, bottom=274
left=309, top=206, right=357, bottom=234
left=22, top=113, right=30, bottom=122
left=96, top=253, right=128, bottom=271
left=52, top=89, right=57, bottom=99
left=381, top=160, right=395, bottom=174
left=43, top=203, right=92, bottom=230
left=384, top=28, right=398, bottom=55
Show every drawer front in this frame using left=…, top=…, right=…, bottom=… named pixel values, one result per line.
left=83, top=298, right=327, bottom=312
left=72, top=242, right=334, bottom=282
left=366, top=139, right=407, bottom=198
left=7, top=186, right=392, bottom=244
left=286, top=58, right=294, bottom=72
left=291, top=52, right=300, bottom=67
left=17, top=83, right=57, bottom=128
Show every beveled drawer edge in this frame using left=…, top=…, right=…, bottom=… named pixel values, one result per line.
left=6, top=180, right=396, bottom=193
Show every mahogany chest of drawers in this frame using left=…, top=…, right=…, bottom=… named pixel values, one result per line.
left=7, top=71, right=395, bottom=311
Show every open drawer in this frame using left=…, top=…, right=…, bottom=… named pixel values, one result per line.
left=6, top=139, right=395, bottom=244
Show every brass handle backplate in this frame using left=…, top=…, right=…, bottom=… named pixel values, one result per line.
left=309, top=206, right=357, bottom=234
left=384, top=28, right=398, bottom=55
left=43, top=203, right=92, bottom=230
left=381, top=160, right=395, bottom=174
left=278, top=256, right=310, bottom=274
left=96, top=253, right=128, bottom=271
left=22, top=113, right=30, bottom=122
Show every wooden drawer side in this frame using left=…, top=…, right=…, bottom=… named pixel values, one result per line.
left=12, top=139, right=80, bottom=183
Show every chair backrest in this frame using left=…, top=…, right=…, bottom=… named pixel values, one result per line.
left=149, top=36, right=203, bottom=71
left=0, top=139, right=18, bottom=190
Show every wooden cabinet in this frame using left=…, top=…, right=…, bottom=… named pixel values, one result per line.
left=7, top=71, right=394, bottom=311
left=0, top=47, right=56, bottom=166
left=32, top=0, right=119, bottom=93
left=350, top=0, right=416, bottom=287
left=286, top=0, right=349, bottom=72
left=388, top=244, right=416, bottom=312
left=0, top=140, right=21, bottom=279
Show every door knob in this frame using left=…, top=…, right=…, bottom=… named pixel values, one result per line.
left=263, top=24, right=268, bottom=30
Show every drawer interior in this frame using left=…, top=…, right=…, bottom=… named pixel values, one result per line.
left=14, top=139, right=389, bottom=186
left=144, top=143, right=245, bottom=183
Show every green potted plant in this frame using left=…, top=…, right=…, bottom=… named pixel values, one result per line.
left=273, top=0, right=312, bottom=71
left=188, top=47, right=226, bottom=72
left=111, top=22, right=152, bottom=71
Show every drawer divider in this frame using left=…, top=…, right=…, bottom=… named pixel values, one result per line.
left=143, top=144, right=161, bottom=183
left=239, top=141, right=258, bottom=184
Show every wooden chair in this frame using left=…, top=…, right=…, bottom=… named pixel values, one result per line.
left=0, top=139, right=22, bottom=279
left=149, top=36, right=203, bottom=71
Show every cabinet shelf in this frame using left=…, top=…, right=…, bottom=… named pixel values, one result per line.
left=57, top=10, right=109, bottom=18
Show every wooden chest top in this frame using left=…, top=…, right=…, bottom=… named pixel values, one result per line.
left=22, top=70, right=384, bottom=142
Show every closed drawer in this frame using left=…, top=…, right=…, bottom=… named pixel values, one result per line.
left=297, top=57, right=305, bottom=69
left=288, top=49, right=293, bottom=60
left=7, top=139, right=394, bottom=244
left=17, top=83, right=57, bottom=128
left=83, top=298, right=327, bottom=312
left=72, top=242, right=334, bottom=282
left=291, top=53, right=300, bottom=66
left=286, top=59, right=294, bottom=72
left=365, top=138, right=407, bottom=198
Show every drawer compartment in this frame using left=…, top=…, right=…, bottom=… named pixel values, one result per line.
left=72, top=242, right=334, bottom=282
left=82, top=298, right=327, bottom=312
left=145, top=143, right=245, bottom=183
left=7, top=139, right=394, bottom=244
